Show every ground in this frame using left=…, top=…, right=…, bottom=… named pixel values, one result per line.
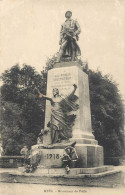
left=0, top=165, right=125, bottom=195
left=0, top=183, right=125, bottom=195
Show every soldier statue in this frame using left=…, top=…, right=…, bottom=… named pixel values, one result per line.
left=57, top=11, right=81, bottom=62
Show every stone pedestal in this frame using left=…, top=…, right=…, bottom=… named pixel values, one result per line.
left=44, top=62, right=94, bottom=141
left=31, top=142, right=77, bottom=168
left=39, top=148, right=64, bottom=168
left=75, top=144, right=103, bottom=168
left=41, top=62, right=104, bottom=168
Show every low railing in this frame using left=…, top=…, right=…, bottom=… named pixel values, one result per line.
left=0, top=156, right=24, bottom=168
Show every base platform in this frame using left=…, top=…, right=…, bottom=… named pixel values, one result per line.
left=18, top=165, right=120, bottom=178
left=1, top=166, right=123, bottom=187
left=34, top=165, right=113, bottom=176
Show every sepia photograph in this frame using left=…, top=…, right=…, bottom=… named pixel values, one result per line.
left=0, top=0, right=125, bottom=194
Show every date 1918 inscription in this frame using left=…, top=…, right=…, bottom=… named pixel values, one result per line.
left=46, top=154, right=61, bottom=159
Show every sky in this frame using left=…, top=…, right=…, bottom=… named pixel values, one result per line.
left=0, top=0, right=125, bottom=98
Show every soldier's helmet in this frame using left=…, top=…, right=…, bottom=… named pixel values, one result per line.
left=65, top=11, right=72, bottom=18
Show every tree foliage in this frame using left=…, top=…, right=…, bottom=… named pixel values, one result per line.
left=0, top=65, right=45, bottom=155
left=89, top=70, right=124, bottom=164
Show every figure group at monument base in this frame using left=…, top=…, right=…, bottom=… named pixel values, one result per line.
left=38, top=84, right=79, bottom=144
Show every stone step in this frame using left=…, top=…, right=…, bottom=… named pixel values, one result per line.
left=77, top=170, right=121, bottom=178
left=71, top=138, right=98, bottom=145
left=7, top=168, right=121, bottom=178
left=1, top=169, right=123, bottom=187
left=77, top=166, right=113, bottom=174
left=33, top=169, right=121, bottom=179
left=34, top=166, right=114, bottom=176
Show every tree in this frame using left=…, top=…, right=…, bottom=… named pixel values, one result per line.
left=0, top=65, right=45, bottom=155
left=89, top=70, right=124, bottom=164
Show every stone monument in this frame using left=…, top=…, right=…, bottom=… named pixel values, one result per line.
left=30, top=11, right=104, bottom=170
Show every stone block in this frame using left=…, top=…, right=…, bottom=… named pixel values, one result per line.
left=71, top=137, right=98, bottom=144
left=39, top=148, right=64, bottom=168
left=75, top=144, right=87, bottom=168
left=75, top=144, right=104, bottom=168
left=96, top=145, right=104, bottom=166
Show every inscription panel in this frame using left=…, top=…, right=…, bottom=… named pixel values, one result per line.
left=44, top=65, right=93, bottom=139
left=39, top=149, right=64, bottom=167
left=44, top=67, right=79, bottom=130
left=48, top=71, right=73, bottom=96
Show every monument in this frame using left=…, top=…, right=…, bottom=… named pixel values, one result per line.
left=29, top=11, right=104, bottom=171
left=23, top=11, right=120, bottom=179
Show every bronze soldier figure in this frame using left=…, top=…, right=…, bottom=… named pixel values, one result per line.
left=57, top=11, right=81, bottom=62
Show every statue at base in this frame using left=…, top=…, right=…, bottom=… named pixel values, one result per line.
left=57, top=11, right=81, bottom=62
left=38, top=84, right=79, bottom=144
